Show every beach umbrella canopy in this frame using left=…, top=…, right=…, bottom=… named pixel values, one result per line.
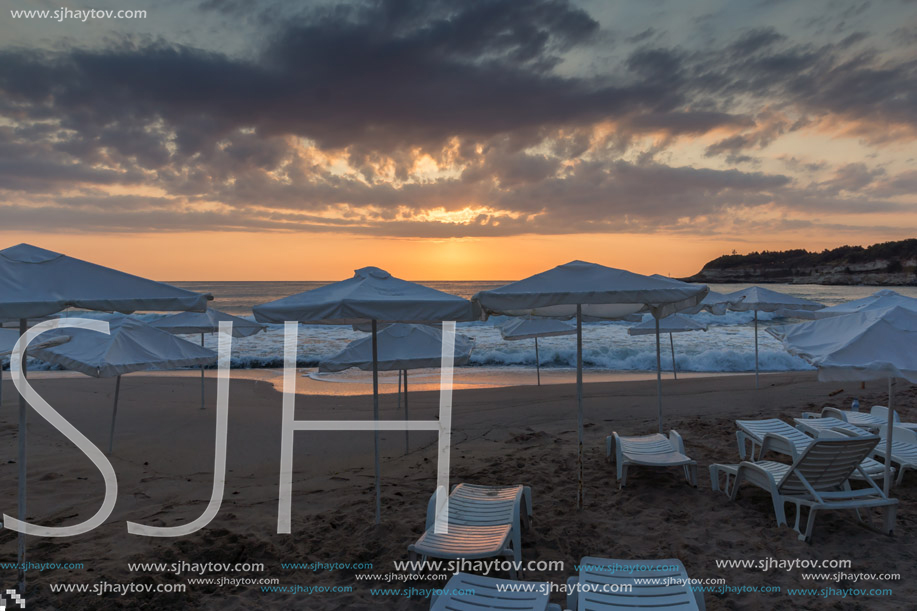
left=150, top=308, right=265, bottom=337
left=320, top=324, right=473, bottom=372
left=0, top=243, right=211, bottom=594
left=253, top=266, right=476, bottom=524
left=680, top=290, right=745, bottom=315
left=252, top=266, right=475, bottom=324
left=31, top=316, right=216, bottom=378
left=783, top=289, right=917, bottom=320
left=0, top=328, right=69, bottom=357
left=499, top=317, right=576, bottom=386
left=152, top=308, right=264, bottom=410
left=627, top=313, right=708, bottom=336
left=320, top=324, right=474, bottom=456
left=721, top=286, right=824, bottom=388
left=629, top=314, right=707, bottom=380
left=474, top=261, right=706, bottom=320
left=473, top=261, right=708, bottom=508
left=0, top=243, right=210, bottom=320
left=767, top=305, right=917, bottom=493
left=29, top=316, right=216, bottom=454
left=499, top=317, right=577, bottom=340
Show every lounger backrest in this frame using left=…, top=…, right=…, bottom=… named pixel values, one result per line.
left=738, top=419, right=811, bottom=450
left=820, top=407, right=847, bottom=421
left=778, top=437, right=879, bottom=494
left=425, top=483, right=521, bottom=530
left=619, top=434, right=675, bottom=455
left=431, top=573, right=549, bottom=611
left=575, top=557, right=699, bottom=611
left=878, top=425, right=917, bottom=445
left=871, top=406, right=900, bottom=423
left=796, top=417, right=870, bottom=438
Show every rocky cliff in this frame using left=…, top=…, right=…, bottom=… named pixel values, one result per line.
left=683, top=240, right=917, bottom=285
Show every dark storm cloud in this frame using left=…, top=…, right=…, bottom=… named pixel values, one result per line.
left=0, top=0, right=915, bottom=237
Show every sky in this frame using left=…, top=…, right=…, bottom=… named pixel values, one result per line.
left=1, top=0, right=916, bottom=280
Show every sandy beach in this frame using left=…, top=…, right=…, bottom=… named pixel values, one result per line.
left=0, top=370, right=913, bottom=610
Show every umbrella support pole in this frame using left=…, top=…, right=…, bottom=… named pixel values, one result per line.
left=108, top=375, right=122, bottom=455
left=754, top=310, right=759, bottom=389
left=656, top=317, right=663, bottom=433
left=669, top=332, right=677, bottom=380
left=404, top=370, right=409, bottom=454
left=535, top=337, right=541, bottom=386
left=17, top=318, right=27, bottom=595
left=576, top=305, right=583, bottom=509
left=371, top=320, right=381, bottom=524
left=200, top=333, right=206, bottom=410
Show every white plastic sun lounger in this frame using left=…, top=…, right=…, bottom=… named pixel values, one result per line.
left=430, top=573, right=561, bottom=611
left=605, top=431, right=698, bottom=487
left=736, top=418, right=888, bottom=482
left=409, top=483, right=531, bottom=578
left=565, top=557, right=705, bottom=611
left=874, top=425, right=917, bottom=486
left=870, top=406, right=917, bottom=433
left=818, top=407, right=886, bottom=431
left=793, top=416, right=870, bottom=439
left=710, top=436, right=898, bottom=541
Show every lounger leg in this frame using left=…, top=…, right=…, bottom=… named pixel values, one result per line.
left=605, top=436, right=613, bottom=462
left=800, top=507, right=817, bottom=542
left=773, top=495, right=788, bottom=527
left=897, top=465, right=906, bottom=486
left=619, top=464, right=628, bottom=488
left=522, top=486, right=533, bottom=530
left=506, top=549, right=518, bottom=579
left=709, top=466, right=719, bottom=492
left=728, top=471, right=743, bottom=501
left=884, top=505, right=897, bottom=535
left=736, top=432, right=746, bottom=459
left=689, top=463, right=698, bottom=487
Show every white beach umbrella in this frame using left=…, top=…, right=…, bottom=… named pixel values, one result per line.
left=320, top=324, right=474, bottom=454
left=767, top=306, right=917, bottom=494
left=721, top=286, right=824, bottom=388
left=679, top=290, right=745, bottom=315
left=499, top=317, right=576, bottom=386
left=472, top=260, right=708, bottom=508
left=628, top=314, right=707, bottom=380
left=151, top=308, right=264, bottom=409
left=29, top=316, right=216, bottom=453
left=0, top=329, right=70, bottom=417
left=253, top=266, right=476, bottom=524
left=782, top=289, right=917, bottom=320
left=0, top=243, right=210, bottom=593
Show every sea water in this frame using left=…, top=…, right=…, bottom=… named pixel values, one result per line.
left=19, top=282, right=917, bottom=380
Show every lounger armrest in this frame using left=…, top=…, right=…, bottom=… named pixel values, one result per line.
left=424, top=491, right=438, bottom=531
left=566, top=576, right=578, bottom=611
left=735, top=460, right=780, bottom=488
left=821, top=406, right=846, bottom=421
left=669, top=430, right=687, bottom=454
left=759, top=433, right=799, bottom=461
left=611, top=432, right=623, bottom=467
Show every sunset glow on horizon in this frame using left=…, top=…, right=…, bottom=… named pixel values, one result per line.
left=1, top=0, right=915, bottom=280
